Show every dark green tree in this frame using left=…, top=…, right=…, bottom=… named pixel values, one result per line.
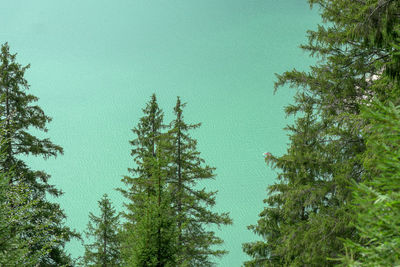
left=0, top=120, right=57, bottom=265
left=318, top=1, right=400, bottom=265
left=167, top=97, right=232, bottom=266
left=0, top=42, right=77, bottom=265
left=0, top=175, right=53, bottom=265
left=125, top=139, right=177, bottom=267
left=83, top=194, right=121, bottom=267
left=325, top=0, right=400, bottom=82
left=119, top=93, right=165, bottom=223
left=338, top=100, right=400, bottom=266
left=120, top=95, right=231, bottom=266
left=119, top=94, right=176, bottom=266
left=242, top=0, right=398, bottom=265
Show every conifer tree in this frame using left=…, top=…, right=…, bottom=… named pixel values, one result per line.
left=315, top=1, right=400, bottom=265
left=338, top=100, right=400, bottom=266
left=0, top=42, right=77, bottom=265
left=119, top=94, right=165, bottom=222
left=126, top=139, right=177, bottom=267
left=323, top=0, right=400, bottom=82
left=0, top=173, right=61, bottom=265
left=0, top=125, right=56, bottom=265
left=167, top=97, right=232, bottom=266
left=83, top=194, right=121, bottom=267
left=242, top=0, right=398, bottom=265
left=119, top=94, right=177, bottom=266
left=0, top=176, right=52, bottom=265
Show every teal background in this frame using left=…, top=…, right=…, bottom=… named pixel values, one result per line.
left=0, top=1, right=320, bottom=265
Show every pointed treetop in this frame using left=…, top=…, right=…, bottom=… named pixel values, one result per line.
left=174, top=96, right=187, bottom=117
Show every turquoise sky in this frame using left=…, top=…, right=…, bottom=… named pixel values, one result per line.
left=0, top=1, right=320, bottom=265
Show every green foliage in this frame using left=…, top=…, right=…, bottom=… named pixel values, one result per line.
left=125, top=149, right=177, bottom=267
left=126, top=197, right=176, bottom=267
left=337, top=98, right=400, bottom=266
left=0, top=42, right=78, bottom=265
left=0, top=122, right=58, bottom=265
left=313, top=0, right=400, bottom=81
left=167, top=97, right=232, bottom=266
left=119, top=94, right=177, bottom=266
left=0, top=171, right=56, bottom=266
left=242, top=0, right=400, bottom=265
left=119, top=95, right=231, bottom=266
left=119, top=94, right=165, bottom=221
left=83, top=194, right=121, bottom=267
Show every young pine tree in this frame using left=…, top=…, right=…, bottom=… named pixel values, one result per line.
left=83, top=194, right=121, bottom=267
left=0, top=42, right=77, bottom=265
left=167, top=97, right=232, bottom=266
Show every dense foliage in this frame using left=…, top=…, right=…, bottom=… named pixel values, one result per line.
left=0, top=133, right=55, bottom=265
left=119, top=95, right=231, bottom=266
left=339, top=100, right=400, bottom=266
left=0, top=43, right=77, bottom=266
left=243, top=0, right=400, bottom=266
left=118, top=94, right=176, bottom=266
left=2, top=1, right=400, bottom=266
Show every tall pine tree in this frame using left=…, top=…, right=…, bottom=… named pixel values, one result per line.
left=167, top=97, right=232, bottom=266
left=119, top=94, right=176, bottom=266
left=328, top=2, right=400, bottom=264
left=0, top=42, right=77, bottom=265
left=126, top=138, right=177, bottom=267
left=243, top=0, right=398, bottom=265
left=119, top=93, right=165, bottom=222
left=0, top=123, right=56, bottom=265
left=339, top=100, right=400, bottom=266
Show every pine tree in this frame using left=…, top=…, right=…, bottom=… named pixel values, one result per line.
left=338, top=100, right=400, bottom=266
left=243, top=0, right=397, bottom=265
left=319, top=2, right=400, bottom=263
left=323, top=0, right=400, bottom=82
left=0, top=158, right=52, bottom=265
left=167, top=97, right=232, bottom=266
left=119, top=93, right=165, bottom=222
left=0, top=173, right=60, bottom=265
left=0, top=42, right=77, bottom=265
left=126, top=139, right=177, bottom=267
left=119, top=94, right=176, bottom=266
left=83, top=194, right=121, bottom=267
left=0, top=120, right=56, bottom=265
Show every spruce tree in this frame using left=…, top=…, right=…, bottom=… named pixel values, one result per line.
left=242, top=0, right=397, bottom=265
left=0, top=125, right=56, bottom=265
left=119, top=94, right=176, bottom=266
left=119, top=93, right=165, bottom=222
left=323, top=0, right=400, bottom=82
left=126, top=139, right=177, bottom=267
left=0, top=42, right=77, bottom=265
left=83, top=194, right=121, bottom=267
left=338, top=100, right=400, bottom=266
left=167, top=97, right=232, bottom=266
left=319, top=3, right=400, bottom=263
left=0, top=175, right=53, bottom=265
